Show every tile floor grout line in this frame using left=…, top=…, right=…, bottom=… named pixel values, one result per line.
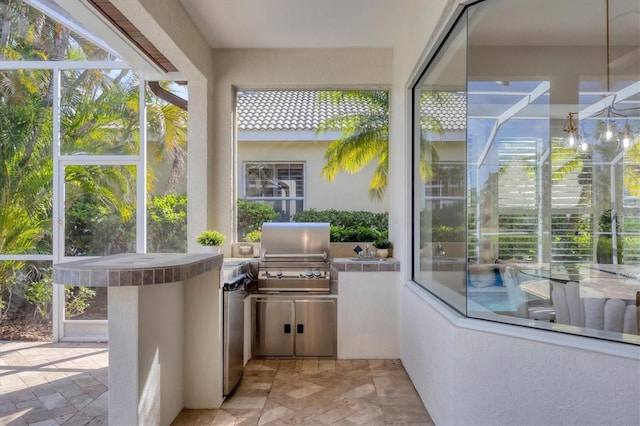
left=2, top=342, right=434, bottom=425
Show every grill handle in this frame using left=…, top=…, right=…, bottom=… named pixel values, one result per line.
left=262, top=252, right=327, bottom=260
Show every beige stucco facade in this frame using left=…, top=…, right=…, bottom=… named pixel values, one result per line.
left=237, top=139, right=389, bottom=215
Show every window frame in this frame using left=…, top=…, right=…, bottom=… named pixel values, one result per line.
left=242, top=161, right=306, bottom=222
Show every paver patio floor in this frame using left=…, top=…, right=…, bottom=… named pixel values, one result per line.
left=1, top=341, right=433, bottom=425
left=173, top=358, right=433, bottom=425
left=0, top=341, right=108, bottom=426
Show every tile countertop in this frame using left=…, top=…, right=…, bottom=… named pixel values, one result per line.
left=222, top=257, right=400, bottom=272
left=330, top=257, right=400, bottom=272
left=53, top=253, right=224, bottom=287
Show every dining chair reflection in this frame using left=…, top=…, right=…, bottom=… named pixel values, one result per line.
left=552, top=281, right=638, bottom=335
left=502, top=265, right=554, bottom=321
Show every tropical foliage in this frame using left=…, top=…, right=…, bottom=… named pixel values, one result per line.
left=317, top=91, right=390, bottom=200
left=147, top=193, right=188, bottom=253
left=0, top=0, right=188, bottom=335
left=316, top=90, right=443, bottom=200
left=292, top=209, right=388, bottom=242
left=237, top=198, right=278, bottom=240
left=292, top=208, right=388, bottom=230
left=243, top=229, right=262, bottom=243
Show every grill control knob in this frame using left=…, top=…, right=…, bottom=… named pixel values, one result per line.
left=275, top=271, right=283, bottom=278
left=305, top=270, right=313, bottom=278
left=313, top=270, right=322, bottom=278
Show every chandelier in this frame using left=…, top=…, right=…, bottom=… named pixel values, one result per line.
left=564, top=0, right=638, bottom=152
left=563, top=113, right=636, bottom=152
left=563, top=112, right=589, bottom=152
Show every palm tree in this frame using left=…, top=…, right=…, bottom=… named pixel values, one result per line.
left=0, top=0, right=190, bottom=322
left=316, top=91, right=389, bottom=200
left=317, top=90, right=442, bottom=200
left=146, top=81, right=188, bottom=194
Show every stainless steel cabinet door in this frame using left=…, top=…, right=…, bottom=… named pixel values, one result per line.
left=295, top=299, right=336, bottom=357
left=253, top=299, right=294, bottom=357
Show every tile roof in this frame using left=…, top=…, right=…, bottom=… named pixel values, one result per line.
left=420, top=94, right=467, bottom=132
left=237, top=90, right=366, bottom=131
left=236, top=90, right=466, bottom=132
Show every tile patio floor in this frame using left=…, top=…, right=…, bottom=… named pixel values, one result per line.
left=0, top=341, right=108, bottom=426
left=173, top=359, right=434, bottom=425
left=0, top=341, right=433, bottom=425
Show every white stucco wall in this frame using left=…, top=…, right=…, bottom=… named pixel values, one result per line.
left=391, top=2, right=640, bottom=425
left=108, top=283, right=185, bottom=426
left=388, top=0, right=452, bottom=265
left=337, top=272, right=401, bottom=359
left=111, top=0, right=216, bottom=253
left=403, top=283, right=640, bottom=425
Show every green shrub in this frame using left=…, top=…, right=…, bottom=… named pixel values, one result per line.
left=432, top=225, right=465, bottom=242
left=293, top=209, right=388, bottom=230
left=147, top=193, right=187, bottom=252
left=237, top=199, right=278, bottom=239
left=65, top=286, right=96, bottom=318
left=65, top=193, right=135, bottom=256
left=293, top=209, right=388, bottom=242
left=24, top=277, right=53, bottom=320
left=243, top=229, right=261, bottom=242
left=329, top=225, right=385, bottom=242
left=1, top=263, right=53, bottom=322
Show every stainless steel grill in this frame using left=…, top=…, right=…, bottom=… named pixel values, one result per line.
left=258, top=222, right=330, bottom=293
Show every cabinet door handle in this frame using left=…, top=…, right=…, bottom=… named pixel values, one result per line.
left=284, top=324, right=291, bottom=334
left=297, top=324, right=304, bottom=334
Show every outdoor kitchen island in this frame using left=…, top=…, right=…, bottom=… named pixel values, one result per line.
left=240, top=255, right=402, bottom=360
left=53, top=253, right=224, bottom=426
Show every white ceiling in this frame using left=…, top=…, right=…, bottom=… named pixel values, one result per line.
left=178, top=0, right=640, bottom=50
left=178, top=0, right=414, bottom=49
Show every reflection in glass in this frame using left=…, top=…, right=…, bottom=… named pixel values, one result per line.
left=413, top=12, right=468, bottom=314
left=412, top=0, right=639, bottom=344
left=146, top=81, right=188, bottom=253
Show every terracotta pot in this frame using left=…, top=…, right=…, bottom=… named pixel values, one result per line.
left=376, top=248, right=389, bottom=258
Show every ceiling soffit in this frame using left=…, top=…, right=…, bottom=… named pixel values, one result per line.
left=86, top=0, right=178, bottom=73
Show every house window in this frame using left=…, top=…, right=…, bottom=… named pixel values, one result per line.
left=244, top=163, right=305, bottom=222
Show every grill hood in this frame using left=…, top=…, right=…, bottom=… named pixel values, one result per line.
left=260, top=222, right=330, bottom=261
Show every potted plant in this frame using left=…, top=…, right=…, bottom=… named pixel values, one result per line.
left=196, top=230, right=225, bottom=254
left=373, top=239, right=392, bottom=258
